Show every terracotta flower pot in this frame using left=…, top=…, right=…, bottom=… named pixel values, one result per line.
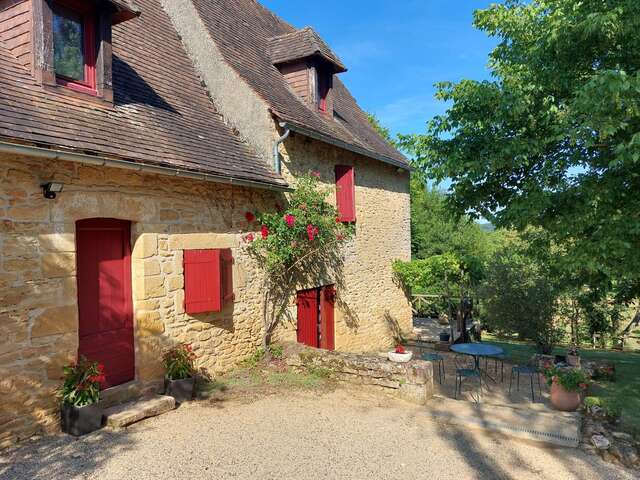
left=550, top=381, right=581, bottom=411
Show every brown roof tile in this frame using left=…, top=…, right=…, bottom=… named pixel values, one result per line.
left=267, top=27, right=346, bottom=73
left=0, top=0, right=286, bottom=188
left=191, top=0, right=409, bottom=169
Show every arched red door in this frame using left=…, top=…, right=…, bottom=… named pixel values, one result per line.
left=76, top=219, right=134, bottom=388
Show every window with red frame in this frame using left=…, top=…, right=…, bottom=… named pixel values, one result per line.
left=52, top=1, right=97, bottom=95
left=335, top=165, right=356, bottom=223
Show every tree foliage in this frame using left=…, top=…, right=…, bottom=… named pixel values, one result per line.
left=401, top=0, right=640, bottom=296
left=481, top=236, right=563, bottom=353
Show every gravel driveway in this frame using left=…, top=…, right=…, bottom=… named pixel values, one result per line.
left=0, top=389, right=633, bottom=480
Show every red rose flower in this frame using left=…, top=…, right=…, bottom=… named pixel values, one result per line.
left=306, top=224, right=319, bottom=241
left=245, top=212, right=256, bottom=223
left=261, top=225, right=269, bottom=239
left=97, top=363, right=105, bottom=374
left=243, top=233, right=255, bottom=243
left=285, top=214, right=296, bottom=227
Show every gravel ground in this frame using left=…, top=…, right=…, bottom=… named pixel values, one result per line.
left=0, top=388, right=634, bottom=480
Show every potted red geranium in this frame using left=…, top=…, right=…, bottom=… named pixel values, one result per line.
left=58, top=357, right=106, bottom=436
left=163, top=343, right=197, bottom=403
left=543, top=366, right=588, bottom=412
left=388, top=344, right=413, bottom=363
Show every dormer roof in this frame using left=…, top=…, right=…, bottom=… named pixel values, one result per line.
left=110, top=0, right=142, bottom=24
left=267, top=27, right=347, bottom=73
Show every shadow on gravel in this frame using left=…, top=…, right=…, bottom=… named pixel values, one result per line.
left=0, top=428, right=134, bottom=480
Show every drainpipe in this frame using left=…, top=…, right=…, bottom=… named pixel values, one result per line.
left=273, top=124, right=291, bottom=174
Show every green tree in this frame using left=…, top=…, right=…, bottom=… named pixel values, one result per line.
left=482, top=236, right=563, bottom=353
left=401, top=0, right=640, bottom=296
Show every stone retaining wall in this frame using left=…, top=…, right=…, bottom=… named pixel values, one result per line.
left=286, top=347, right=434, bottom=405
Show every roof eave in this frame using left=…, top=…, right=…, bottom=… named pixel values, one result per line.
left=277, top=121, right=412, bottom=171
left=0, top=139, right=291, bottom=192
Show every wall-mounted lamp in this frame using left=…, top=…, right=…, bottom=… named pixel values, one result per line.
left=41, top=182, right=64, bottom=200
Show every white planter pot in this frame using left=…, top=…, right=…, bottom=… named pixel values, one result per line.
left=388, top=351, right=413, bottom=363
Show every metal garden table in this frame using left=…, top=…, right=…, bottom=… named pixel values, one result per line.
left=450, top=343, right=505, bottom=382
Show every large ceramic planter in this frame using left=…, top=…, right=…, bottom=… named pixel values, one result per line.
left=388, top=351, right=413, bottom=363
left=550, top=381, right=581, bottom=412
left=164, top=377, right=195, bottom=404
left=60, top=402, right=103, bottom=436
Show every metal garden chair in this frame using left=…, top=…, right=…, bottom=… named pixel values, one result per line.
left=509, top=364, right=542, bottom=402
left=454, top=354, right=481, bottom=402
left=422, top=353, right=445, bottom=384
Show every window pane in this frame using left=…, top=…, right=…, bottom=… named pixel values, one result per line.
left=53, top=11, right=84, bottom=81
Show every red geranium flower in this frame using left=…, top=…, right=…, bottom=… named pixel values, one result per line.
left=243, top=233, right=255, bottom=243
left=395, top=345, right=406, bottom=354
left=97, top=363, right=105, bottom=374
left=285, top=214, right=296, bottom=227
left=579, top=383, right=588, bottom=390
left=245, top=212, right=256, bottom=223
left=261, top=225, right=269, bottom=239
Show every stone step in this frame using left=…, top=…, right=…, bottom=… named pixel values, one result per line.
left=104, top=395, right=176, bottom=429
left=425, top=396, right=581, bottom=448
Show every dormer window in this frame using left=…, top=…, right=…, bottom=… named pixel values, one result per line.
left=53, top=1, right=97, bottom=95
left=267, top=27, right=346, bottom=116
left=25, top=0, right=139, bottom=102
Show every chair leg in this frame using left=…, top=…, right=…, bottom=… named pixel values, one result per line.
left=441, top=360, right=446, bottom=382
left=509, top=369, right=513, bottom=394
left=530, top=375, right=535, bottom=402
left=517, top=371, right=520, bottom=391
left=537, top=371, right=542, bottom=394
left=500, top=361, right=504, bottom=383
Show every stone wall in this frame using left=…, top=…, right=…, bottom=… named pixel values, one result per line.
left=0, top=143, right=411, bottom=446
left=286, top=345, right=434, bottom=405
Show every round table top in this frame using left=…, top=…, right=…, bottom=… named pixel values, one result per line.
left=450, top=343, right=504, bottom=357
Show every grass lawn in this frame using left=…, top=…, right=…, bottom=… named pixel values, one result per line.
left=483, top=333, right=640, bottom=435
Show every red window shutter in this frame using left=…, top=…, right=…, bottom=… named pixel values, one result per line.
left=221, top=248, right=234, bottom=304
left=335, top=165, right=356, bottom=222
left=320, top=286, right=335, bottom=351
left=183, top=249, right=222, bottom=314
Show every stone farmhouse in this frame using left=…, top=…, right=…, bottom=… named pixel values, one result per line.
left=0, top=0, right=411, bottom=445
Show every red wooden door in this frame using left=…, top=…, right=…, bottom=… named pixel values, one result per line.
left=76, top=219, right=134, bottom=388
left=320, top=286, right=335, bottom=351
left=297, top=289, right=319, bottom=348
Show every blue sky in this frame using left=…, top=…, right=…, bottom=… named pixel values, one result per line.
left=261, top=0, right=497, bottom=137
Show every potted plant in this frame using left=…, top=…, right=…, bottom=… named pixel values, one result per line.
left=388, top=344, right=413, bottom=363
left=566, top=346, right=581, bottom=367
left=543, top=366, right=588, bottom=412
left=163, top=343, right=197, bottom=403
left=58, top=357, right=106, bottom=436
left=439, top=330, right=451, bottom=342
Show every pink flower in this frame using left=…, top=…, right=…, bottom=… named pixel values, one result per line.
left=306, top=224, right=319, bottom=241
left=285, top=214, right=296, bottom=227
left=245, top=212, right=256, bottom=223
left=311, top=171, right=321, bottom=178
left=243, top=233, right=255, bottom=243
left=261, top=225, right=269, bottom=239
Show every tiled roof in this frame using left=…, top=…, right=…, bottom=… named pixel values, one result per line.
left=191, top=0, right=410, bottom=169
left=267, top=27, right=347, bottom=73
left=0, top=0, right=286, bottom=188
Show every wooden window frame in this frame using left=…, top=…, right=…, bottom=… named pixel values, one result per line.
left=52, top=0, right=98, bottom=96
left=32, top=0, right=114, bottom=102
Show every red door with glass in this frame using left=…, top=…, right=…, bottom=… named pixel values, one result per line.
left=296, top=286, right=335, bottom=350
left=76, top=219, right=134, bottom=388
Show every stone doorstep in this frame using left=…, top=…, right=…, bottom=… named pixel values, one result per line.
left=104, top=395, right=176, bottom=429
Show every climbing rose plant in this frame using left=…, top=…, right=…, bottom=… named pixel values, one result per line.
left=245, top=173, right=353, bottom=278
left=244, top=173, right=354, bottom=352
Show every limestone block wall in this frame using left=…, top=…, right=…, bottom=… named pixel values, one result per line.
left=278, top=134, right=413, bottom=352
left=0, top=136, right=410, bottom=445
left=0, top=153, right=277, bottom=446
